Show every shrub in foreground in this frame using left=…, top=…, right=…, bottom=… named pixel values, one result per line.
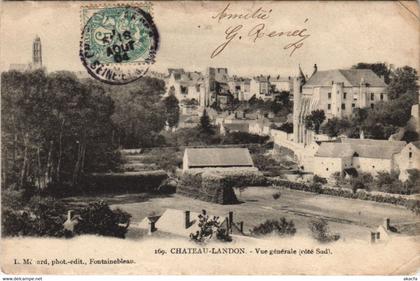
left=251, top=218, right=296, bottom=237
left=309, top=219, right=340, bottom=243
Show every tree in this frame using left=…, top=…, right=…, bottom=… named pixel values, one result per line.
left=198, top=109, right=214, bottom=135
left=321, top=117, right=352, bottom=137
left=309, top=219, right=340, bottom=243
left=387, top=66, right=418, bottom=100
left=163, top=94, right=180, bottom=129
left=1, top=70, right=120, bottom=190
left=111, top=77, right=166, bottom=148
left=304, top=110, right=326, bottom=134
left=352, top=62, right=392, bottom=84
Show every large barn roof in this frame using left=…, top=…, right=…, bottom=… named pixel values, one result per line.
left=184, top=147, right=254, bottom=167
left=304, top=69, right=386, bottom=88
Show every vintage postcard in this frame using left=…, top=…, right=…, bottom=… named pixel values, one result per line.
left=0, top=0, right=419, bottom=277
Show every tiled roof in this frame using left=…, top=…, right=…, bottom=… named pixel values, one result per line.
left=316, top=138, right=406, bottom=159
left=411, top=141, right=420, bottom=149
left=184, top=147, right=254, bottom=167
left=315, top=143, right=354, bottom=158
left=304, top=69, right=386, bottom=87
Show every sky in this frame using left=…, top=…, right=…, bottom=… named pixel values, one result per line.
left=1, top=1, right=419, bottom=77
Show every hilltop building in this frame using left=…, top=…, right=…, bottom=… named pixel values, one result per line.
left=293, top=65, right=387, bottom=145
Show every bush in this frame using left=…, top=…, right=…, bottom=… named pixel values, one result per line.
left=75, top=201, right=131, bottom=238
left=309, top=219, right=340, bottom=243
left=2, top=196, right=67, bottom=237
left=272, top=192, right=281, bottom=200
left=313, top=175, right=327, bottom=185
left=223, top=132, right=269, bottom=144
left=190, top=210, right=231, bottom=243
left=268, top=177, right=420, bottom=214
left=251, top=218, right=296, bottom=237
left=86, top=171, right=168, bottom=194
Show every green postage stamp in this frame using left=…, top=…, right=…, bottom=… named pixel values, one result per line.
left=80, top=3, right=159, bottom=84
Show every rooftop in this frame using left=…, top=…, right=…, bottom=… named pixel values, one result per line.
left=184, top=147, right=254, bottom=167
left=304, top=69, right=387, bottom=88
left=315, top=138, right=406, bottom=159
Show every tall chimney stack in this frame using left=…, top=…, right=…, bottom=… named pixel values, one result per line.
left=384, top=218, right=390, bottom=231
left=185, top=211, right=191, bottom=229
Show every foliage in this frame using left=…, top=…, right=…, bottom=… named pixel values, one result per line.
left=321, top=117, right=353, bottom=138
left=75, top=201, right=131, bottom=238
left=222, top=132, right=269, bottom=144
left=402, top=130, right=419, bottom=143
left=272, top=191, right=281, bottom=200
left=198, top=109, right=215, bottom=135
left=387, top=66, right=419, bottom=100
left=304, top=110, right=326, bottom=134
left=163, top=94, right=180, bottom=129
left=111, top=77, right=167, bottom=148
left=251, top=218, right=296, bottom=236
left=2, top=195, right=66, bottom=237
left=277, top=122, right=293, bottom=134
left=309, top=219, right=340, bottom=243
left=313, top=175, right=327, bottom=185
left=85, top=171, right=168, bottom=194
left=352, top=62, right=392, bottom=84
left=1, top=70, right=120, bottom=191
left=190, top=210, right=231, bottom=243
left=269, top=178, right=420, bottom=214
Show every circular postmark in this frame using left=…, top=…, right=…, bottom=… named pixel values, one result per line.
left=80, top=6, right=159, bottom=85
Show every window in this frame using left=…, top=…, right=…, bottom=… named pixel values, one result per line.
left=371, top=93, right=374, bottom=100
left=196, top=85, right=200, bottom=92
left=327, top=104, right=331, bottom=110
left=344, top=92, right=347, bottom=99
left=371, top=103, right=374, bottom=109
left=328, top=92, right=331, bottom=99
left=352, top=103, right=355, bottom=108
left=372, top=165, right=375, bottom=169
left=180, top=85, right=188, bottom=94
left=326, top=168, right=329, bottom=171
left=380, top=93, right=384, bottom=101
left=341, top=103, right=346, bottom=110
left=409, top=152, right=413, bottom=158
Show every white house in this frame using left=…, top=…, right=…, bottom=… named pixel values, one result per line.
left=394, top=141, right=420, bottom=181
left=313, top=138, right=406, bottom=178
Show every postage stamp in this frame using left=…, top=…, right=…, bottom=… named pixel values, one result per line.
left=79, top=3, right=159, bottom=85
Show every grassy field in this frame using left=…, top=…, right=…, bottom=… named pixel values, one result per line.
left=62, top=186, right=420, bottom=240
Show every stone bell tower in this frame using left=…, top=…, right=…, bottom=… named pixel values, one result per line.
left=32, top=35, right=42, bottom=69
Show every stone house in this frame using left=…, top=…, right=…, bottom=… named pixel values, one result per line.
left=313, top=138, right=406, bottom=178
left=394, top=141, right=420, bottom=182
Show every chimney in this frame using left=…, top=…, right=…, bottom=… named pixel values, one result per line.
left=228, top=211, right=233, bottom=233
left=239, top=221, right=244, bottom=233
left=370, top=232, right=376, bottom=243
left=67, top=210, right=73, bottom=221
left=148, top=220, right=156, bottom=235
left=384, top=218, right=390, bottom=230
left=185, top=210, right=191, bottom=229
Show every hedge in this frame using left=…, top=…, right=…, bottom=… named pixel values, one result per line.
left=85, top=170, right=168, bottom=193
left=178, top=168, right=266, bottom=204
left=268, top=177, right=420, bottom=215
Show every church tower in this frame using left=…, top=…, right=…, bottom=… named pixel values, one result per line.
left=32, top=35, right=42, bottom=69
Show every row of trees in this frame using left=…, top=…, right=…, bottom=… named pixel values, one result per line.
left=1, top=70, right=119, bottom=191
left=1, top=70, right=182, bottom=191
